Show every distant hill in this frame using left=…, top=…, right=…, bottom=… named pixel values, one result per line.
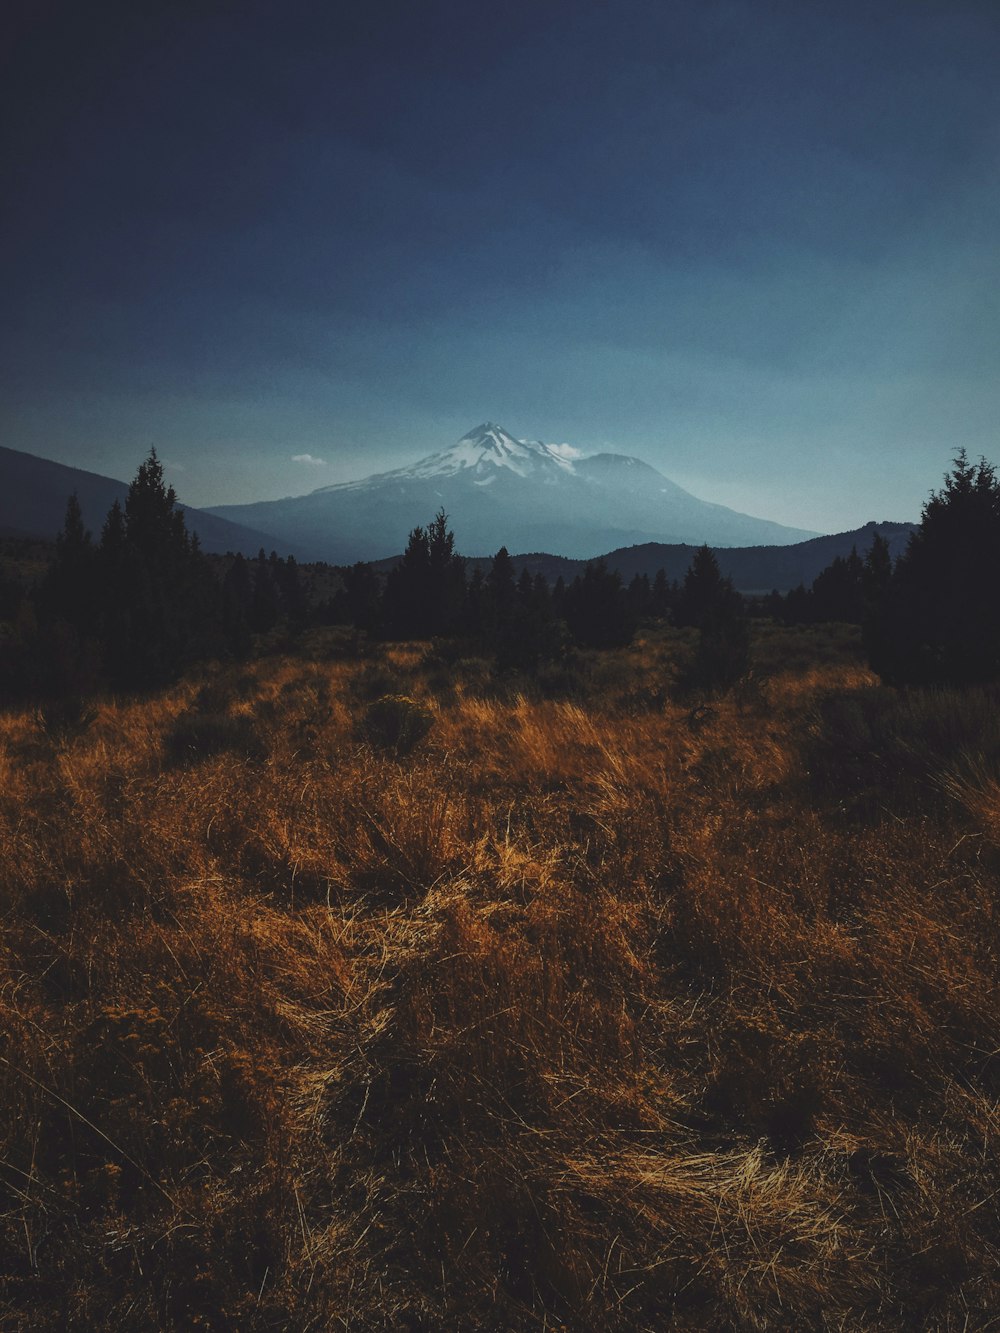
left=207, top=422, right=818, bottom=561
left=0, top=445, right=296, bottom=557
left=595, top=522, right=916, bottom=592
left=374, top=521, right=916, bottom=594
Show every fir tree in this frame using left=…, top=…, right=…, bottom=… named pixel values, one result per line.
left=811, top=547, right=864, bottom=623
left=675, top=545, right=742, bottom=629
left=39, top=493, right=96, bottom=634
left=105, top=450, right=220, bottom=687
left=866, top=452, right=1000, bottom=685
left=277, top=555, right=308, bottom=626
left=250, top=550, right=280, bottom=633
left=676, top=545, right=750, bottom=692
left=563, top=562, right=635, bottom=649
left=383, top=512, right=465, bottom=638
left=222, top=555, right=253, bottom=656
left=340, top=562, right=382, bottom=634
left=651, top=568, right=671, bottom=619
left=481, top=546, right=518, bottom=649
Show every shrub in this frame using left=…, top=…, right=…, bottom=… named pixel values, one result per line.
left=348, top=662, right=410, bottom=703
left=677, top=611, right=752, bottom=696
left=34, top=695, right=98, bottom=742
left=361, top=694, right=434, bottom=756
left=193, top=678, right=237, bottom=714
left=164, top=710, right=268, bottom=764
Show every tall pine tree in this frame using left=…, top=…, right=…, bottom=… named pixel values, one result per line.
left=865, top=452, right=1000, bottom=685
left=104, top=450, right=220, bottom=687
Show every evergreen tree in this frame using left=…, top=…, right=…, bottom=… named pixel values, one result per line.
left=811, top=547, right=864, bottom=623
left=651, top=568, right=671, bottom=619
left=103, top=450, right=220, bottom=687
left=222, top=555, right=253, bottom=656
left=862, top=533, right=893, bottom=607
left=383, top=511, right=465, bottom=638
left=676, top=545, right=750, bottom=692
left=486, top=546, right=517, bottom=611
left=865, top=452, right=1000, bottom=685
left=551, top=575, right=566, bottom=606
left=461, top=565, right=486, bottom=639
left=626, top=572, right=652, bottom=621
left=563, top=562, right=636, bottom=649
left=39, top=493, right=96, bottom=635
left=782, top=583, right=812, bottom=625
left=277, top=555, right=308, bottom=626
left=383, top=525, right=431, bottom=637
left=16, top=494, right=102, bottom=697
left=491, top=563, right=564, bottom=673
left=339, top=562, right=382, bottom=634
left=427, top=511, right=466, bottom=635
left=675, top=545, right=742, bottom=629
left=97, top=500, right=132, bottom=678
left=481, top=546, right=518, bottom=648
left=858, top=533, right=894, bottom=648
left=250, top=549, right=280, bottom=633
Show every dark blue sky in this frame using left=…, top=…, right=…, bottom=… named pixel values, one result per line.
left=4, top=0, right=999, bottom=531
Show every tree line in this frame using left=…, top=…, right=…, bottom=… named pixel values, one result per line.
left=330, top=510, right=750, bottom=685
left=2, top=448, right=997, bottom=701
left=0, top=450, right=751, bottom=699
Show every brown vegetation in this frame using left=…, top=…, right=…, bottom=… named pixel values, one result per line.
left=1, top=625, right=998, bottom=1329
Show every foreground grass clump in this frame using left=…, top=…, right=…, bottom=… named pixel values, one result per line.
left=1, top=626, right=999, bottom=1329
left=360, top=693, right=435, bottom=756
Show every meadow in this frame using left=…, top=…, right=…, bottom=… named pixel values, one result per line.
left=1, top=623, right=998, bottom=1329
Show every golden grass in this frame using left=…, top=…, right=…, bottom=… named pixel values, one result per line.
left=1, top=626, right=998, bottom=1329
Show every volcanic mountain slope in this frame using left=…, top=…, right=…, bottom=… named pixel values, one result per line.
left=0, top=444, right=293, bottom=556
left=207, top=423, right=819, bottom=562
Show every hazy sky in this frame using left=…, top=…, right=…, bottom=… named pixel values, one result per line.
left=4, top=0, right=999, bottom=533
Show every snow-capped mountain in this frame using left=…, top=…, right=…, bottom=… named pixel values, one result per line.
left=206, top=423, right=818, bottom=563
left=322, top=423, right=579, bottom=487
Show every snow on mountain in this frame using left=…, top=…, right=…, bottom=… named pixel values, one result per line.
left=206, top=423, right=820, bottom=563
left=315, top=423, right=577, bottom=489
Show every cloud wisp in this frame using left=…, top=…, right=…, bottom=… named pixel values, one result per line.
left=292, top=453, right=327, bottom=466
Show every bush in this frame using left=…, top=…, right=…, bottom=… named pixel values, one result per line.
left=165, top=710, right=268, bottom=764
left=34, top=695, right=98, bottom=743
left=348, top=662, right=410, bottom=703
left=677, top=611, right=752, bottom=696
left=361, top=694, right=434, bottom=756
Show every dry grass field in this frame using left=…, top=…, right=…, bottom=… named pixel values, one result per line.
left=1, top=624, right=998, bottom=1329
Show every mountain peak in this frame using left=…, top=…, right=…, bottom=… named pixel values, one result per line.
left=394, top=423, right=576, bottom=482
left=460, top=421, right=508, bottom=441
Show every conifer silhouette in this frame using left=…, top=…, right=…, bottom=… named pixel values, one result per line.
left=866, top=452, right=1000, bottom=685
